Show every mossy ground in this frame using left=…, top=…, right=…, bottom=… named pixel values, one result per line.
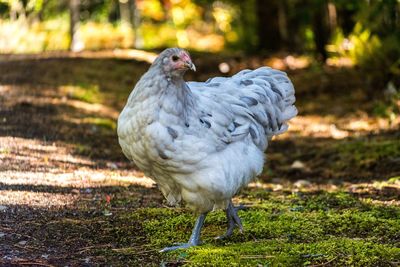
left=109, top=189, right=399, bottom=266
left=0, top=52, right=399, bottom=266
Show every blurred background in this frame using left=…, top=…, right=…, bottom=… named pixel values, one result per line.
left=1, top=0, right=399, bottom=102
left=0, top=0, right=398, bottom=68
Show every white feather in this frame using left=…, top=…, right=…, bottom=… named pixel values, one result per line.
left=118, top=55, right=297, bottom=213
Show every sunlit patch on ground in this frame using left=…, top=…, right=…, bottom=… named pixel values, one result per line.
left=0, top=169, right=153, bottom=189
left=0, top=191, right=79, bottom=207
left=0, top=136, right=152, bottom=186
left=0, top=135, right=154, bottom=210
left=0, top=49, right=158, bottom=64
left=283, top=114, right=400, bottom=140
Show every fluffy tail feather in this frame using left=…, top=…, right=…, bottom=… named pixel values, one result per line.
left=233, top=67, right=297, bottom=137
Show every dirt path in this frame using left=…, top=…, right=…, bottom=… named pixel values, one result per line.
left=0, top=54, right=399, bottom=266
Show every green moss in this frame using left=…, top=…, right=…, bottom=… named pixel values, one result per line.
left=61, top=84, right=103, bottom=103
left=0, top=147, right=10, bottom=154
left=388, top=176, right=400, bottom=184
left=118, top=190, right=400, bottom=266
left=74, top=143, right=92, bottom=156
left=84, top=117, right=116, bottom=131
left=180, top=238, right=400, bottom=266
left=379, top=176, right=400, bottom=189
left=335, top=139, right=400, bottom=169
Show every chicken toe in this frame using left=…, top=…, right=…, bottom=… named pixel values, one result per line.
left=160, top=213, right=207, bottom=253
left=215, top=201, right=245, bottom=240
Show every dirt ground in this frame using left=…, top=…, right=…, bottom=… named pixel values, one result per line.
left=0, top=51, right=399, bottom=266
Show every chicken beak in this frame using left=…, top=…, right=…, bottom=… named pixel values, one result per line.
left=186, top=61, right=196, bottom=72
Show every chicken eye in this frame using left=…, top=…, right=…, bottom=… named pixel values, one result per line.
left=172, top=55, right=179, bottom=62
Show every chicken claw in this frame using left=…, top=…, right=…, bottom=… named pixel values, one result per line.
left=160, top=213, right=207, bottom=252
left=215, top=201, right=245, bottom=240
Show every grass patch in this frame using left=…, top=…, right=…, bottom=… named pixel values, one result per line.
left=111, top=190, right=400, bottom=266
left=305, top=136, right=400, bottom=178
left=74, top=143, right=93, bottom=157
left=336, top=139, right=400, bottom=168
left=0, top=147, right=10, bottom=154
left=61, top=84, right=103, bottom=104
left=177, top=238, right=400, bottom=266
left=83, top=117, right=116, bottom=131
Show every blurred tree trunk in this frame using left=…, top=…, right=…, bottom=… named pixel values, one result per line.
left=9, top=1, right=25, bottom=21
left=119, top=0, right=131, bottom=26
left=312, top=0, right=332, bottom=62
left=69, top=0, right=84, bottom=52
left=237, top=0, right=257, bottom=51
left=256, top=0, right=283, bottom=52
left=338, top=8, right=356, bottom=35
left=327, top=2, right=337, bottom=30
left=278, top=1, right=289, bottom=47
left=130, top=0, right=143, bottom=49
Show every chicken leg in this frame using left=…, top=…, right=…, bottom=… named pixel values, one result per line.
left=215, top=201, right=244, bottom=240
left=160, top=213, right=207, bottom=252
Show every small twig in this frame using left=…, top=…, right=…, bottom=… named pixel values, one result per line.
left=121, top=244, right=153, bottom=249
left=111, top=247, right=157, bottom=255
left=132, top=249, right=158, bottom=255
left=78, top=244, right=113, bottom=254
left=13, top=233, right=38, bottom=241
left=13, top=261, right=55, bottom=267
left=13, top=244, right=39, bottom=251
left=240, top=255, right=275, bottom=259
left=310, top=257, right=338, bottom=267
left=161, top=260, right=191, bottom=265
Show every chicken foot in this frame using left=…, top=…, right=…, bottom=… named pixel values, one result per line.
left=215, top=200, right=245, bottom=240
left=159, top=213, right=208, bottom=252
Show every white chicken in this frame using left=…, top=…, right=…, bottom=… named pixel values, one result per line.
left=117, top=48, right=297, bottom=252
